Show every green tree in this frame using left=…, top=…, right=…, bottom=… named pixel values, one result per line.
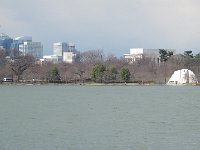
left=159, top=49, right=173, bottom=83
left=159, top=49, right=173, bottom=62
left=91, top=64, right=105, bottom=82
left=105, top=65, right=118, bottom=81
left=48, top=66, right=60, bottom=81
left=183, top=51, right=194, bottom=69
left=195, top=53, right=200, bottom=59
left=184, top=51, right=193, bottom=58
left=120, top=68, right=130, bottom=82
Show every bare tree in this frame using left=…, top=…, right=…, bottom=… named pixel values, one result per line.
left=9, top=55, right=35, bottom=82
left=0, top=49, right=6, bottom=66
left=80, top=49, right=104, bottom=64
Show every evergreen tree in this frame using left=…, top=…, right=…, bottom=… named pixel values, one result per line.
left=184, top=51, right=193, bottom=58
left=159, top=49, right=173, bottom=83
left=91, top=64, right=105, bottom=82
left=120, top=68, right=130, bottom=82
left=159, top=49, right=173, bottom=62
left=48, top=66, right=60, bottom=81
left=106, top=65, right=118, bottom=81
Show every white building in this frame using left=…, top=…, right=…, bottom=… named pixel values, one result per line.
left=63, top=52, right=77, bottom=63
left=19, top=41, right=43, bottom=59
left=124, top=48, right=175, bottom=63
left=41, top=55, right=62, bottom=64
left=167, top=69, right=198, bottom=85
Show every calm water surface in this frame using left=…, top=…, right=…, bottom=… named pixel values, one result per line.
left=0, top=85, right=200, bottom=150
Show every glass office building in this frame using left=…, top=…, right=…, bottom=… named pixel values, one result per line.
left=0, top=33, right=13, bottom=55
left=53, top=42, right=68, bottom=57
left=19, top=41, right=43, bottom=59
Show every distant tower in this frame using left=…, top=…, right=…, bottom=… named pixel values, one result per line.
left=0, top=33, right=13, bottom=56
left=53, top=42, right=78, bottom=63
left=53, top=42, right=68, bottom=57
left=19, top=41, right=43, bottom=59
left=10, top=36, right=32, bottom=58
left=68, top=43, right=76, bottom=52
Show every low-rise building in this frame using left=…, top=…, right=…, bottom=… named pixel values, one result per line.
left=40, top=55, right=62, bottom=64
left=124, top=48, right=175, bottom=63
left=63, top=52, right=77, bottom=63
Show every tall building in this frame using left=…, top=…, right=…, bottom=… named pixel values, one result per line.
left=68, top=43, right=76, bottom=52
left=10, top=36, right=32, bottom=57
left=53, top=42, right=79, bottom=63
left=0, top=33, right=13, bottom=56
left=53, top=42, right=68, bottom=57
left=19, top=41, right=43, bottom=59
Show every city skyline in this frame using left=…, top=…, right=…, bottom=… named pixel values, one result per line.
left=1, top=0, right=200, bottom=56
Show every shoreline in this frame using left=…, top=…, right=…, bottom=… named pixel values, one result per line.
left=0, top=81, right=199, bottom=86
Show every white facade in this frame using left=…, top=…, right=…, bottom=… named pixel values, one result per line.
left=41, top=55, right=62, bottom=64
left=130, top=48, right=144, bottom=55
left=167, top=69, right=198, bottom=85
left=53, top=42, right=68, bottom=57
left=124, top=48, right=175, bottom=63
left=63, top=52, right=76, bottom=63
left=19, top=41, right=43, bottom=58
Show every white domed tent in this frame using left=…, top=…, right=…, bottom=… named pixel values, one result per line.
left=167, top=69, right=198, bottom=85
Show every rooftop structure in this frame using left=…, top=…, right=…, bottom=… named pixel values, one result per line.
left=0, top=33, right=12, bottom=40
left=15, top=36, right=32, bottom=42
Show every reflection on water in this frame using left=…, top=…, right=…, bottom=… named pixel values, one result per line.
left=0, top=85, right=200, bottom=150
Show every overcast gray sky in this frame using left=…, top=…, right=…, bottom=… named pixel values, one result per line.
left=1, top=0, right=200, bottom=56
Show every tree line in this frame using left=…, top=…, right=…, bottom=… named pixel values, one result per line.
left=0, top=48, right=200, bottom=84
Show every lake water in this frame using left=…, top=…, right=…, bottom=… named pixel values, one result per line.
left=0, top=85, right=200, bottom=150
